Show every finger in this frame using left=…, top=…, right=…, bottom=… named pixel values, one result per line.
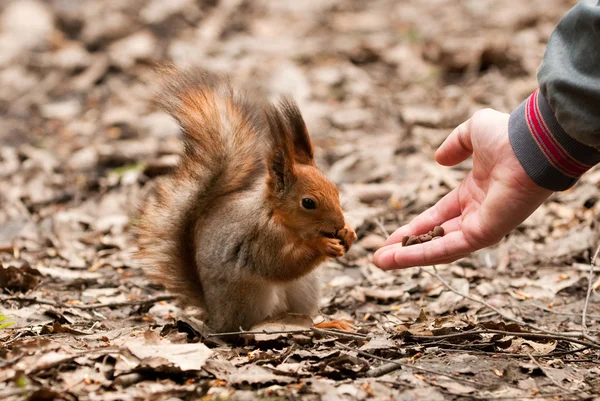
left=374, top=250, right=470, bottom=269
left=385, top=187, right=462, bottom=246
left=374, top=231, right=475, bottom=270
left=424, top=253, right=471, bottom=266
left=435, top=118, right=473, bottom=166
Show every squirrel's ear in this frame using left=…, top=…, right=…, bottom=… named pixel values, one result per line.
left=265, top=106, right=296, bottom=194
left=278, top=97, right=315, bottom=165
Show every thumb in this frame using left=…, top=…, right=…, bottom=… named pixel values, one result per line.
left=435, top=118, right=473, bottom=166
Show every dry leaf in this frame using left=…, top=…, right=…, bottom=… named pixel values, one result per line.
left=504, top=338, right=557, bottom=355
left=244, top=313, right=313, bottom=342
left=127, top=342, right=213, bottom=371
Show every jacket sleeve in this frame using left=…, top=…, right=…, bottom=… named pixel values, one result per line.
left=508, top=0, right=600, bottom=191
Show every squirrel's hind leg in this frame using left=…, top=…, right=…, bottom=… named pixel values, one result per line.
left=283, top=271, right=320, bottom=317
left=201, top=278, right=283, bottom=333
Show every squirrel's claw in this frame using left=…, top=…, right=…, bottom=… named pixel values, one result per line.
left=321, top=237, right=345, bottom=258
left=314, top=319, right=355, bottom=332
left=337, top=224, right=357, bottom=252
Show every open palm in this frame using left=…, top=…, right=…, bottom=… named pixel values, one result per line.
left=374, top=109, right=553, bottom=270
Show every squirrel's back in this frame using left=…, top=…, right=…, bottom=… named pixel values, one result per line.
left=135, top=67, right=267, bottom=306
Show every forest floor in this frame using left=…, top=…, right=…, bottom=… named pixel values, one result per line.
left=1, top=0, right=599, bottom=400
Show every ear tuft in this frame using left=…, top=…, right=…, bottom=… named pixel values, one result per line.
left=265, top=105, right=295, bottom=194
left=278, top=97, right=315, bottom=165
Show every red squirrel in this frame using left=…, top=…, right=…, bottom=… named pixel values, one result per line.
left=135, top=67, right=357, bottom=333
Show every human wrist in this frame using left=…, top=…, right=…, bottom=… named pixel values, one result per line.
left=508, top=89, right=600, bottom=191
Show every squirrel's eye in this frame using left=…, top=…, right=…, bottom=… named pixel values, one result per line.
left=301, top=198, right=317, bottom=210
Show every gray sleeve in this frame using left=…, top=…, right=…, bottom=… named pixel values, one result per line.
left=538, top=0, right=600, bottom=149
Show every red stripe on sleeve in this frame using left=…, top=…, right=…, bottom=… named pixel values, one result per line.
left=525, top=90, right=589, bottom=177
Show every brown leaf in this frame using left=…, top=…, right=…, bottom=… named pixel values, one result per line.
left=436, top=378, right=477, bottom=395
left=0, top=262, right=41, bottom=292
left=415, top=308, right=428, bottom=323
left=244, top=313, right=313, bottom=342
left=127, top=342, right=213, bottom=371
left=229, top=365, right=294, bottom=386
left=504, top=338, right=557, bottom=355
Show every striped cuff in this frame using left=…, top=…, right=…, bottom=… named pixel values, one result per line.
left=508, top=89, right=600, bottom=191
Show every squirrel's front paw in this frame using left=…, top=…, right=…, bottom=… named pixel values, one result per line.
left=337, top=224, right=357, bottom=252
left=320, top=237, right=345, bottom=258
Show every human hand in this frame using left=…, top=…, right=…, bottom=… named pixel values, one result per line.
left=374, top=109, right=553, bottom=270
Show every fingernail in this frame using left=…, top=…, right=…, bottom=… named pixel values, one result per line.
left=373, top=249, right=381, bottom=265
left=374, top=249, right=390, bottom=267
left=384, top=238, right=395, bottom=246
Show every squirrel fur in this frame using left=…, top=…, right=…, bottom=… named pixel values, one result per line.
left=135, top=67, right=356, bottom=333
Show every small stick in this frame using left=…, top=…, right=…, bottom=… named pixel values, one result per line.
left=72, top=295, right=177, bottom=310
left=437, top=345, right=589, bottom=358
left=0, top=294, right=176, bottom=310
left=312, top=327, right=367, bottom=341
left=207, top=328, right=312, bottom=337
left=582, top=243, right=600, bottom=337
left=422, top=266, right=600, bottom=347
left=437, top=387, right=590, bottom=400
left=18, top=347, right=120, bottom=374
left=410, top=329, right=600, bottom=350
left=379, top=378, right=590, bottom=401
left=336, top=342, right=481, bottom=386
left=527, top=353, right=572, bottom=392
left=207, top=327, right=367, bottom=341
left=0, top=296, right=59, bottom=307
left=531, top=304, right=600, bottom=320
left=366, top=358, right=405, bottom=377
left=376, top=378, right=416, bottom=389
left=374, top=217, right=390, bottom=237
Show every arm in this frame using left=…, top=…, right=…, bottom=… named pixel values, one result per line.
left=509, top=0, right=600, bottom=190
left=374, top=1, right=600, bottom=269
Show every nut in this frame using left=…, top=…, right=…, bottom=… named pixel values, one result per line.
left=433, top=226, right=445, bottom=237
left=402, top=235, right=410, bottom=246
left=405, top=236, right=420, bottom=246
left=418, top=233, right=432, bottom=243
left=402, top=226, right=445, bottom=246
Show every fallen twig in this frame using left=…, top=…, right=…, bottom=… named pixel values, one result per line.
left=582, top=244, right=600, bottom=337
left=0, top=347, right=120, bottom=373
left=0, top=353, right=25, bottom=369
left=312, top=327, right=367, bottom=341
left=0, top=294, right=176, bottom=310
left=437, top=345, right=590, bottom=358
left=207, top=327, right=368, bottom=340
left=28, top=348, right=119, bottom=375
left=0, top=296, right=59, bottom=307
left=531, top=304, right=600, bottom=320
left=410, top=329, right=600, bottom=350
left=72, top=295, right=177, bottom=310
left=526, top=353, right=573, bottom=392
left=379, top=376, right=591, bottom=400
left=366, top=358, right=405, bottom=377
left=207, top=328, right=312, bottom=337
left=376, top=378, right=416, bottom=389
left=374, top=218, right=390, bottom=237
left=572, top=263, right=600, bottom=272
left=422, top=266, right=600, bottom=348
left=436, top=387, right=591, bottom=400
left=336, top=342, right=482, bottom=386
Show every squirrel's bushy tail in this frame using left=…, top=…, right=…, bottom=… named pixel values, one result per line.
left=135, top=67, right=266, bottom=306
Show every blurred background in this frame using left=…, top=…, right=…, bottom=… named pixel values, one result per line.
left=0, top=0, right=586, bottom=259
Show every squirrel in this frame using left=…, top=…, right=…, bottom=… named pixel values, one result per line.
left=135, top=67, right=357, bottom=333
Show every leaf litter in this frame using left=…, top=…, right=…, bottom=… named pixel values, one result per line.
left=1, top=0, right=599, bottom=400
